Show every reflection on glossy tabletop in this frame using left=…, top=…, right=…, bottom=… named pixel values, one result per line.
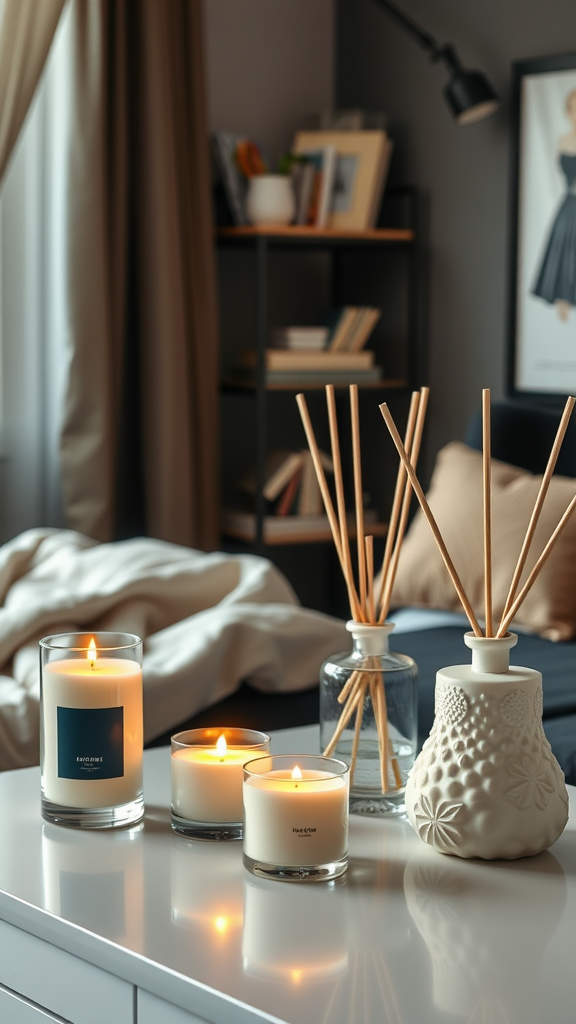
left=0, top=725, right=575, bottom=1024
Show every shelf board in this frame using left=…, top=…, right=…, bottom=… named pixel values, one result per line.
left=222, top=517, right=388, bottom=546
left=221, top=378, right=408, bottom=393
left=217, top=225, right=414, bottom=245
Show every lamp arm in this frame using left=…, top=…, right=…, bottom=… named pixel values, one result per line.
left=370, top=0, right=444, bottom=59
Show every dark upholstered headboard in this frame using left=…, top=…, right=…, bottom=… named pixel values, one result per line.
left=465, top=402, right=576, bottom=477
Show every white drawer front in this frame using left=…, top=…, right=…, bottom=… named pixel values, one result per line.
left=138, top=990, right=208, bottom=1024
left=0, top=983, right=64, bottom=1023
left=0, top=919, right=134, bottom=1024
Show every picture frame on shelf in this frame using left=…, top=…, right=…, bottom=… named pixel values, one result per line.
left=508, top=53, right=576, bottom=398
left=292, top=130, right=392, bottom=231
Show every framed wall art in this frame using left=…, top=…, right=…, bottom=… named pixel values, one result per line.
left=508, top=53, right=576, bottom=398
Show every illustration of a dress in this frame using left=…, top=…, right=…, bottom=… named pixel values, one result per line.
left=532, top=153, right=576, bottom=305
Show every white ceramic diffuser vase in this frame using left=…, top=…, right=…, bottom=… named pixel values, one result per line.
left=406, top=632, right=568, bottom=860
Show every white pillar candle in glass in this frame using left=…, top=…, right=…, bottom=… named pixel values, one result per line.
left=171, top=728, right=270, bottom=841
left=40, top=633, right=144, bottom=829
left=243, top=754, right=349, bottom=882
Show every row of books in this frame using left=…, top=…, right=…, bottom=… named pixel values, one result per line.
left=224, top=447, right=380, bottom=541
left=272, top=306, right=381, bottom=353
left=238, top=449, right=333, bottom=517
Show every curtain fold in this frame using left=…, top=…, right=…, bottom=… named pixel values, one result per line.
left=61, top=0, right=220, bottom=549
left=0, top=0, right=66, bottom=181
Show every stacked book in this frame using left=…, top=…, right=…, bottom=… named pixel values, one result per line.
left=233, top=349, right=381, bottom=387
left=232, top=305, right=382, bottom=386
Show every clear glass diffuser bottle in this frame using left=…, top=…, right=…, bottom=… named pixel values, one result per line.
left=320, top=621, right=418, bottom=816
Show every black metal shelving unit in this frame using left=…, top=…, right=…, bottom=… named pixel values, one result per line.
left=217, top=190, right=423, bottom=558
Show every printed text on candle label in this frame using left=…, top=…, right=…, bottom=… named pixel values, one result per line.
left=292, top=828, right=316, bottom=835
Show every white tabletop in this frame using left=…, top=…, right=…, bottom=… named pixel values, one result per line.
left=0, top=725, right=575, bottom=1024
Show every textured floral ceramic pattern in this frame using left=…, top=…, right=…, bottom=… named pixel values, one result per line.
left=406, top=649, right=568, bottom=859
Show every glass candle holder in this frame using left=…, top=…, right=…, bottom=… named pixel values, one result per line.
left=171, top=728, right=270, bottom=841
left=243, top=754, right=349, bottom=882
left=40, top=632, right=144, bottom=829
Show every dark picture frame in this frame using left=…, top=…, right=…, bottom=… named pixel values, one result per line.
left=507, top=53, right=576, bottom=400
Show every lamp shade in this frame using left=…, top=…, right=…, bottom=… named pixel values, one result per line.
left=444, top=68, right=500, bottom=125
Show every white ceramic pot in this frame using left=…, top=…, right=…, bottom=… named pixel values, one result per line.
left=405, top=632, right=569, bottom=859
left=245, top=175, right=295, bottom=226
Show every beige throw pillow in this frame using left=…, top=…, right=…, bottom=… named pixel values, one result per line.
left=390, top=441, right=576, bottom=641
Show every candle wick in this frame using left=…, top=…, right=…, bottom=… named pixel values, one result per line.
left=219, top=758, right=224, bottom=763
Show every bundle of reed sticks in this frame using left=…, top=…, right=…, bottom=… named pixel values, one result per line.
left=296, top=385, right=429, bottom=791
left=379, top=390, right=576, bottom=639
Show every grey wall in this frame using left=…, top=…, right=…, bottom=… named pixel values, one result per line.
left=337, top=0, right=575, bottom=459
left=203, top=0, right=335, bottom=166
left=203, top=0, right=338, bottom=611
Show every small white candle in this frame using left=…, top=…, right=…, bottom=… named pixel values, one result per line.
left=42, top=641, right=143, bottom=810
left=243, top=764, right=348, bottom=867
left=172, top=735, right=250, bottom=823
left=171, top=731, right=270, bottom=827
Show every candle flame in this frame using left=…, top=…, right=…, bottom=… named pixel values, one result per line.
left=291, top=969, right=302, bottom=985
left=213, top=916, right=228, bottom=935
left=216, top=734, right=227, bottom=759
left=87, top=638, right=97, bottom=668
left=291, top=765, right=302, bottom=781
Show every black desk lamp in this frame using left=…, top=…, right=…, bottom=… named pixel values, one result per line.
left=372, top=0, right=499, bottom=125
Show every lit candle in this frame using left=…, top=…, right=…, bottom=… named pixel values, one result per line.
left=170, top=728, right=270, bottom=839
left=243, top=754, right=349, bottom=880
left=40, top=632, right=143, bottom=828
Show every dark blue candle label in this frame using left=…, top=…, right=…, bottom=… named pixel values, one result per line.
left=57, top=706, right=124, bottom=780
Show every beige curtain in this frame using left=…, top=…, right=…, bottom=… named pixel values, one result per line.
left=61, top=0, right=220, bottom=549
left=0, top=0, right=66, bottom=180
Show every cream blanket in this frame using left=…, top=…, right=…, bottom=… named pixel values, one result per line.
left=0, top=529, right=347, bottom=771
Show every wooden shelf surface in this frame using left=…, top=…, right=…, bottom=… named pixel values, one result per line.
left=217, top=225, right=414, bottom=243
left=222, top=517, right=388, bottom=546
left=222, top=377, right=408, bottom=393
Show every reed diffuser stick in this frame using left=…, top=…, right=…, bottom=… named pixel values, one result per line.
left=326, top=385, right=363, bottom=622
left=482, top=390, right=493, bottom=636
left=379, top=387, right=430, bottom=622
left=380, top=402, right=483, bottom=636
left=499, top=395, right=576, bottom=628
left=497, top=494, right=576, bottom=637
left=337, top=669, right=362, bottom=706
left=376, top=391, right=421, bottom=615
left=370, top=675, right=388, bottom=792
left=365, top=536, right=376, bottom=624
left=349, top=677, right=368, bottom=784
left=323, top=684, right=365, bottom=758
left=350, top=385, right=367, bottom=617
left=296, top=393, right=348, bottom=579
